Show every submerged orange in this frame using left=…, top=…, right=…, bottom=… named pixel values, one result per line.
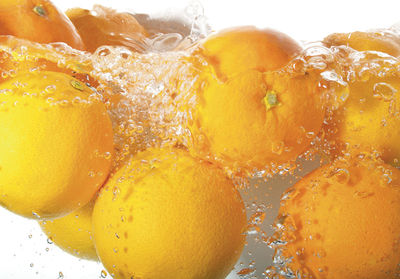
left=273, top=156, right=400, bottom=279
left=93, top=148, right=246, bottom=279
left=189, top=27, right=325, bottom=172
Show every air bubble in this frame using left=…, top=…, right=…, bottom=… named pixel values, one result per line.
left=104, top=152, right=112, bottom=160
left=44, top=85, right=56, bottom=94
left=248, top=211, right=266, bottom=226
left=373, top=82, right=397, bottom=102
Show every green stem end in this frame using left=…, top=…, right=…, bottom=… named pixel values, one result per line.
left=263, top=90, right=279, bottom=111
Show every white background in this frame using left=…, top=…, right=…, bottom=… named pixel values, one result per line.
left=56, top=0, right=400, bottom=42
left=1, top=0, right=399, bottom=278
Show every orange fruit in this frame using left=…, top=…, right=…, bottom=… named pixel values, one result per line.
left=324, top=30, right=400, bottom=57
left=272, top=155, right=400, bottom=279
left=0, top=0, right=84, bottom=50
left=324, top=49, right=400, bottom=166
left=66, top=5, right=148, bottom=53
left=39, top=200, right=98, bottom=261
left=201, top=26, right=301, bottom=80
left=0, top=71, right=113, bottom=219
left=92, top=148, right=246, bottom=279
left=188, top=27, right=325, bottom=172
left=190, top=69, right=326, bottom=171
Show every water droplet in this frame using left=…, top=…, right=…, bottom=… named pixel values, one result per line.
left=104, top=152, right=112, bottom=160
left=271, top=141, right=284, bottom=155
left=248, top=211, right=266, bottom=225
left=44, top=85, right=56, bottom=94
left=100, top=270, right=108, bottom=278
left=46, top=97, right=55, bottom=105
left=59, top=99, right=70, bottom=107
left=112, top=186, right=120, bottom=200
left=72, top=96, right=82, bottom=105
left=237, top=267, right=256, bottom=276
left=32, top=212, right=41, bottom=219
left=306, top=131, right=315, bottom=139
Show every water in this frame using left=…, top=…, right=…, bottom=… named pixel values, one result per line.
left=1, top=3, right=400, bottom=279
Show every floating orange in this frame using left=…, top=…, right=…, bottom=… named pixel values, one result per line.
left=0, top=0, right=84, bottom=50
left=66, top=5, right=147, bottom=53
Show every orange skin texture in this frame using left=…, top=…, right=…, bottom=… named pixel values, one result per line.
left=324, top=31, right=400, bottom=57
left=192, top=69, right=325, bottom=170
left=0, top=0, right=84, bottom=50
left=201, top=26, right=302, bottom=80
left=275, top=157, right=400, bottom=279
left=92, top=148, right=246, bottom=279
left=66, top=5, right=148, bottom=53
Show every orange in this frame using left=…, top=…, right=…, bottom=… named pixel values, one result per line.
left=324, top=30, right=400, bottom=57
left=39, top=200, right=98, bottom=261
left=188, top=27, right=325, bottom=172
left=0, top=71, right=113, bottom=219
left=92, top=148, right=246, bottom=279
left=201, top=26, right=301, bottom=80
left=191, top=69, right=326, bottom=171
left=66, top=5, right=148, bottom=53
left=324, top=51, right=400, bottom=166
left=0, top=0, right=84, bottom=50
left=272, top=155, right=400, bottom=279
